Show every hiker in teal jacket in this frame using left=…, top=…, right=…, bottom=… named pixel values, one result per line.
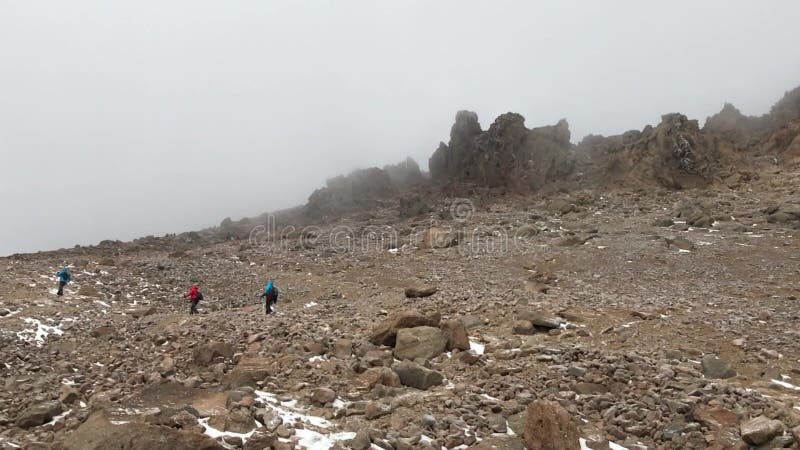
left=56, top=267, right=71, bottom=296
left=259, top=280, right=279, bottom=315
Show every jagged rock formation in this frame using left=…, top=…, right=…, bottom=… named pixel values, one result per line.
left=429, top=111, right=572, bottom=191
left=425, top=86, right=800, bottom=195
left=575, top=113, right=741, bottom=189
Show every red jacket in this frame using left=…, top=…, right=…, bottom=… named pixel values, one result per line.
left=185, top=285, right=199, bottom=300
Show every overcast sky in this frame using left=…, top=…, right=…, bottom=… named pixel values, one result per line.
left=2, top=1, right=799, bottom=256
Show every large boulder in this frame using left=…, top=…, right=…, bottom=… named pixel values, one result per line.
left=194, top=342, right=235, bottom=366
left=56, top=411, right=225, bottom=450
left=15, top=401, right=63, bottom=428
left=522, top=400, right=580, bottom=450
left=368, top=310, right=441, bottom=347
left=740, top=415, right=784, bottom=446
left=392, top=360, right=444, bottom=390
left=393, top=326, right=448, bottom=361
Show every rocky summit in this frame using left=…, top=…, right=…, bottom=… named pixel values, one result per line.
left=2, top=87, right=800, bottom=450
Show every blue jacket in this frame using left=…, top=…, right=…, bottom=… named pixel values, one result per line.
left=264, top=281, right=274, bottom=294
left=57, top=268, right=71, bottom=283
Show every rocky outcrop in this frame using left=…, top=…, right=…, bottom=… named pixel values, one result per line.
left=305, top=167, right=395, bottom=219
left=429, top=111, right=572, bottom=191
left=577, top=113, right=738, bottom=189
left=57, top=411, right=225, bottom=450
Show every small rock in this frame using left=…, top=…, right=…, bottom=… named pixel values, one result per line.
left=364, top=402, right=391, bottom=420
left=404, top=286, right=438, bottom=298
left=350, top=429, right=372, bottom=450
left=392, top=360, right=444, bottom=390
left=701, top=355, right=736, bottom=379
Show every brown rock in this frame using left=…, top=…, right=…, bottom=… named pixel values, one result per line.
left=354, top=367, right=402, bottom=390
left=311, top=387, right=336, bottom=406
left=332, top=339, right=353, bottom=359
left=740, top=415, right=783, bottom=445
left=791, top=425, right=800, bottom=445
left=194, top=342, right=235, bottom=366
left=692, top=405, right=737, bottom=430
left=368, top=310, right=441, bottom=347
left=59, top=386, right=81, bottom=405
left=522, top=400, right=580, bottom=450
left=59, top=411, right=225, bottom=450
left=364, top=402, right=391, bottom=420
left=392, top=360, right=444, bottom=390
left=512, top=320, right=536, bottom=335
left=15, top=401, right=63, bottom=428
left=404, top=286, right=438, bottom=298
left=441, top=319, right=470, bottom=351
left=421, top=227, right=459, bottom=249
left=393, top=326, right=448, bottom=361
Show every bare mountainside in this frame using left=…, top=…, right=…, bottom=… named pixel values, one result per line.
left=1, top=88, right=800, bottom=450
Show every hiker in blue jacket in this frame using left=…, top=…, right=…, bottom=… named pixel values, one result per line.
left=56, top=267, right=72, bottom=296
left=259, top=280, right=279, bottom=315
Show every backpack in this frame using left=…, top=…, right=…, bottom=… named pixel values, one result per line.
left=266, top=285, right=278, bottom=303
left=196, top=291, right=204, bottom=301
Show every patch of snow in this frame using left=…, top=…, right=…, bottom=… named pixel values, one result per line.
left=771, top=379, right=800, bottom=391
left=596, top=246, right=607, bottom=249
left=482, top=393, right=500, bottom=402
left=199, top=417, right=261, bottom=444
left=507, top=422, right=516, bottom=436
left=0, top=438, right=21, bottom=448
left=678, top=249, right=692, bottom=253
left=3, top=309, right=21, bottom=317
left=469, top=339, right=485, bottom=355
left=254, top=391, right=331, bottom=428
left=110, top=420, right=129, bottom=425
left=17, top=317, right=65, bottom=346
left=295, top=429, right=356, bottom=450
left=308, top=355, right=327, bottom=363
left=696, top=241, right=714, bottom=246
left=95, top=300, right=111, bottom=308
left=45, top=409, right=71, bottom=426
left=305, top=301, right=319, bottom=308
left=388, top=248, right=399, bottom=254
left=332, top=398, right=350, bottom=410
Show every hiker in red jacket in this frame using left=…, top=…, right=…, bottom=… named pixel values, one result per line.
left=183, top=285, right=203, bottom=315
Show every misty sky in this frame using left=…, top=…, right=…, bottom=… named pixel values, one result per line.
left=2, top=1, right=800, bottom=256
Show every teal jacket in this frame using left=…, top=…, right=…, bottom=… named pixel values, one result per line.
left=57, top=268, right=71, bottom=283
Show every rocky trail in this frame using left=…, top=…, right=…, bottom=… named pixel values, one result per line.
left=2, top=166, right=800, bottom=449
